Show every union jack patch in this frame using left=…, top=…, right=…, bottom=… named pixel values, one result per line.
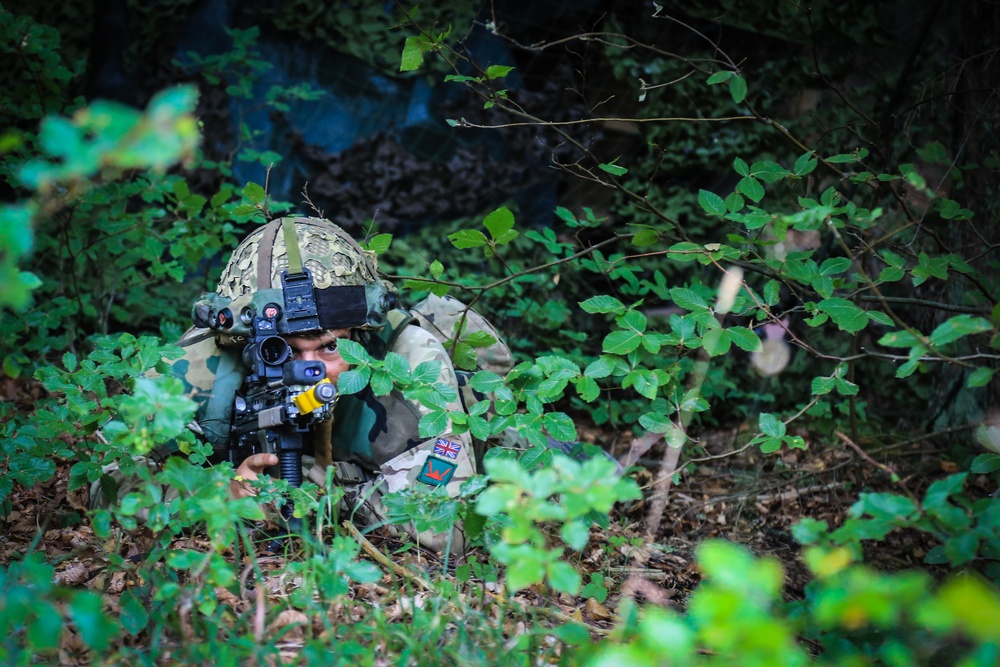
left=433, top=438, right=461, bottom=459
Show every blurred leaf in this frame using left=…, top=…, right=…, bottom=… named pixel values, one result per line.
left=971, top=453, right=1000, bottom=474
left=759, top=413, right=786, bottom=438
left=729, top=75, right=747, bottom=103
left=599, top=160, right=628, bottom=176
left=448, top=229, right=488, bottom=249
left=400, top=35, right=425, bottom=71
left=69, top=591, right=117, bottom=651
left=486, top=65, right=515, bottom=79
left=365, top=233, right=392, bottom=254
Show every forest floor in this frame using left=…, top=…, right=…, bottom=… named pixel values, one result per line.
left=2, top=417, right=980, bottom=647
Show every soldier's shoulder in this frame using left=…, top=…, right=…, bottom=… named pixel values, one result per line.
left=389, top=321, right=449, bottom=365
left=170, top=327, right=233, bottom=394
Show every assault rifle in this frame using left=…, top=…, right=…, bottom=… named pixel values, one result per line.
left=223, top=269, right=337, bottom=493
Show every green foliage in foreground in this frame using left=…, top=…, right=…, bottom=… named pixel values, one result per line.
left=2, top=4, right=1000, bottom=665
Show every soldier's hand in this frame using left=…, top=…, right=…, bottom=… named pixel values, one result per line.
left=231, top=453, right=278, bottom=499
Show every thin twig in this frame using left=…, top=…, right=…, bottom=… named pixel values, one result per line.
left=836, top=431, right=901, bottom=484
left=343, top=521, right=434, bottom=592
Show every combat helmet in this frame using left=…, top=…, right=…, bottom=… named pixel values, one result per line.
left=194, top=216, right=395, bottom=344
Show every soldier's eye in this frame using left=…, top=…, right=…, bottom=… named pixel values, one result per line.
left=322, top=341, right=339, bottom=354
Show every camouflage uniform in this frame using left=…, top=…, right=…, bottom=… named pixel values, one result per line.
left=94, top=217, right=507, bottom=554
left=170, top=310, right=477, bottom=552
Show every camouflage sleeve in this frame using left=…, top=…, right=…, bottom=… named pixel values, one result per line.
left=168, top=327, right=245, bottom=452
left=377, top=324, right=476, bottom=497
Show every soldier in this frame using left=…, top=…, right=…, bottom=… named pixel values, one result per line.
left=106, top=215, right=512, bottom=553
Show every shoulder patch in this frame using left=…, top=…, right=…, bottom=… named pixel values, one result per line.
left=416, top=457, right=457, bottom=486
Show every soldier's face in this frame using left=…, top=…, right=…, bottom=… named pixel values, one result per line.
left=283, top=329, right=352, bottom=384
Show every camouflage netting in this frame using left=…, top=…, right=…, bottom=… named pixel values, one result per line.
left=11, top=0, right=610, bottom=232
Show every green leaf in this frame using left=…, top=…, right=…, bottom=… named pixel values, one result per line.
left=412, top=360, right=443, bottom=385
left=706, top=71, right=734, bottom=85
left=599, top=161, right=628, bottom=176
left=819, top=257, right=852, bottom=275
left=624, top=369, right=659, bottom=399
left=835, top=378, right=859, bottom=396
left=581, top=573, right=609, bottom=603
left=724, top=192, right=745, bottom=213
left=560, top=520, right=591, bottom=551
left=737, top=176, right=764, bottom=203
left=486, top=65, right=515, bottom=79
left=604, top=330, right=643, bottom=355
left=701, top=328, right=731, bottom=357
left=448, top=229, right=488, bottom=249
left=855, top=493, right=918, bottom=521
left=729, top=75, right=747, bottom=103
left=370, top=370, right=393, bottom=396
left=896, top=357, right=922, bottom=378
left=579, top=295, right=625, bottom=314
left=733, top=157, right=750, bottom=176
left=698, top=189, right=726, bottom=218
left=631, top=228, right=660, bottom=247
left=759, top=413, right=786, bottom=438
left=867, top=311, right=894, bottom=326
left=728, top=326, right=762, bottom=352
left=543, top=412, right=578, bottom=442
left=120, top=590, right=149, bottom=636
left=971, top=453, right=1000, bottom=474
left=243, top=182, right=266, bottom=204
left=670, top=287, right=708, bottom=311
left=791, top=517, right=829, bottom=545
left=917, top=141, right=948, bottom=164
left=827, top=151, right=866, bottom=164
left=794, top=151, right=818, bottom=176
left=418, top=410, right=450, bottom=438
left=810, top=377, right=837, bottom=396
left=400, top=36, right=425, bottom=72
left=878, top=329, right=921, bottom=348
left=470, top=370, right=505, bottom=392
left=928, top=315, right=992, bottom=348
left=764, top=280, right=781, bottom=305
left=337, top=369, right=370, bottom=395
left=444, top=74, right=479, bottom=83
left=366, top=233, right=392, bottom=255
left=639, top=412, right=674, bottom=434
left=337, top=338, right=371, bottom=365
left=576, top=376, right=600, bottom=402
left=818, top=297, right=869, bottom=333
left=922, top=473, right=966, bottom=512
left=967, top=367, right=995, bottom=388
left=69, top=591, right=117, bottom=651
left=912, top=252, right=949, bottom=286
left=231, top=203, right=257, bottom=216
left=483, top=206, right=515, bottom=239
left=759, top=437, right=782, bottom=453
left=584, top=356, right=616, bottom=379
left=462, top=330, right=497, bottom=348
left=547, top=560, right=582, bottom=595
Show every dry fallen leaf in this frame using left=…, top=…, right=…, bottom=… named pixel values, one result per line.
left=585, top=597, right=612, bottom=621
left=268, top=609, right=309, bottom=642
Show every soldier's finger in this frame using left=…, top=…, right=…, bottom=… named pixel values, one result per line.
left=245, top=453, right=279, bottom=472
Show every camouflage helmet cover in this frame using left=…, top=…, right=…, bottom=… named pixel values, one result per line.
left=195, top=216, right=394, bottom=342
left=218, top=216, right=378, bottom=297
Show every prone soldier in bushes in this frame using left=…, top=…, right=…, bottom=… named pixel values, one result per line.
left=94, top=216, right=513, bottom=552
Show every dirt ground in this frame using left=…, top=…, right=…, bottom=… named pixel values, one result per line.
left=2, top=415, right=978, bottom=631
